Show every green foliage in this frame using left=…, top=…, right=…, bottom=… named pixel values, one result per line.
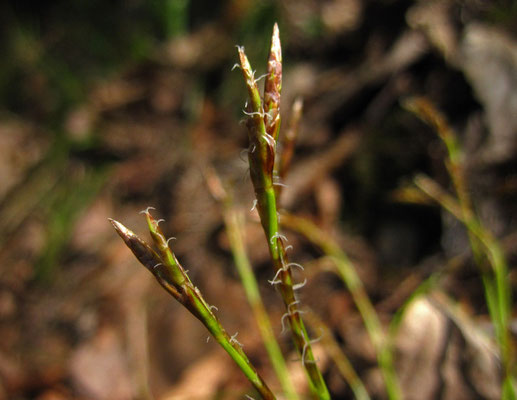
left=36, top=154, right=108, bottom=282
left=0, top=1, right=173, bottom=118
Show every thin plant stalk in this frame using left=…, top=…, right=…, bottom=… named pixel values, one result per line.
left=406, top=97, right=515, bottom=396
left=280, top=213, right=402, bottom=400
left=237, top=24, right=330, bottom=399
left=414, top=175, right=516, bottom=394
left=110, top=214, right=276, bottom=400
left=388, top=267, right=442, bottom=342
left=204, top=168, right=299, bottom=400
left=304, top=310, right=371, bottom=400
left=272, top=66, right=368, bottom=400
left=225, top=207, right=300, bottom=400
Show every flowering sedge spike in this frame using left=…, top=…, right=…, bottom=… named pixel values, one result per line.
left=110, top=218, right=161, bottom=271
left=402, top=97, right=460, bottom=163
left=110, top=216, right=276, bottom=399
left=144, top=210, right=191, bottom=287
left=109, top=218, right=183, bottom=300
left=264, top=23, right=282, bottom=141
left=237, top=46, right=276, bottom=239
left=238, top=25, right=331, bottom=400
left=238, top=46, right=264, bottom=120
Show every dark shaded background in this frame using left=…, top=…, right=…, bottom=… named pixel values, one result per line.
left=0, top=0, right=516, bottom=399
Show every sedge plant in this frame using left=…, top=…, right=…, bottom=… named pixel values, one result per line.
left=111, top=23, right=402, bottom=399
left=110, top=23, right=514, bottom=400
left=110, top=24, right=324, bottom=400
left=204, top=168, right=299, bottom=400
left=403, top=97, right=516, bottom=398
left=236, top=24, right=330, bottom=399
left=110, top=24, right=329, bottom=400
left=279, top=213, right=402, bottom=400
left=110, top=213, right=275, bottom=399
left=269, top=60, right=399, bottom=399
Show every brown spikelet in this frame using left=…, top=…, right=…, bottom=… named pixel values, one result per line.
left=264, top=23, right=282, bottom=141
left=109, top=218, right=161, bottom=272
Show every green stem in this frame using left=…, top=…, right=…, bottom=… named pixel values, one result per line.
left=264, top=188, right=330, bottom=400
left=305, top=311, right=371, bottom=400
left=238, top=37, right=330, bottom=399
left=406, top=98, right=515, bottom=395
left=187, top=285, right=274, bottom=399
left=110, top=217, right=276, bottom=399
left=280, top=213, right=402, bottom=400
left=224, top=206, right=299, bottom=400
left=415, top=177, right=516, bottom=394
